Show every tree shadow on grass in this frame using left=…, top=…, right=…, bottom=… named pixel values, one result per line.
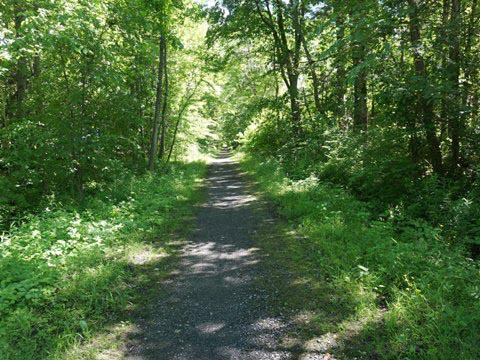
left=249, top=211, right=384, bottom=359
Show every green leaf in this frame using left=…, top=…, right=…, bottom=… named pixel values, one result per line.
left=79, top=320, right=88, bottom=332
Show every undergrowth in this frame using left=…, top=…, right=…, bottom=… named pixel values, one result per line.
left=241, top=153, right=480, bottom=359
left=0, top=161, right=206, bottom=359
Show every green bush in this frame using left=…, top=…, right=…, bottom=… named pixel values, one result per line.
left=241, top=154, right=480, bottom=359
left=0, top=162, right=206, bottom=359
left=244, top=119, right=480, bottom=252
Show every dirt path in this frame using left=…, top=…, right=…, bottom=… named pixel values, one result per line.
left=125, top=151, right=298, bottom=359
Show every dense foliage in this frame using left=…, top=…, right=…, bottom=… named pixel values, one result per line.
left=0, top=162, right=205, bottom=358
left=0, top=0, right=215, bottom=227
left=0, top=0, right=214, bottom=357
left=1, top=0, right=480, bottom=357
left=208, top=0, right=480, bottom=252
left=242, top=154, right=480, bottom=358
left=206, top=0, right=480, bottom=357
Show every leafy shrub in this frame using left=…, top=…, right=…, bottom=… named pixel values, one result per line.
left=244, top=119, right=480, bottom=251
left=0, top=162, right=206, bottom=359
left=241, top=154, right=480, bottom=359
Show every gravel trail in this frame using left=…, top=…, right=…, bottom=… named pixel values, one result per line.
left=126, top=151, right=296, bottom=359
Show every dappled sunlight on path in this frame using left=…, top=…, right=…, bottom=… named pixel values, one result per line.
left=123, top=151, right=353, bottom=359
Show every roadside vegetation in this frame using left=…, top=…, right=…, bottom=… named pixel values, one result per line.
left=0, top=162, right=206, bottom=359
left=1, top=0, right=214, bottom=357
left=242, top=153, right=479, bottom=359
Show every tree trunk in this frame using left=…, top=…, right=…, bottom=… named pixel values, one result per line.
left=298, top=11, right=321, bottom=116
left=277, top=0, right=301, bottom=126
left=1, top=83, right=6, bottom=128
left=351, top=9, right=368, bottom=130
left=447, top=0, right=461, bottom=173
left=254, top=0, right=302, bottom=127
left=14, top=0, right=27, bottom=117
left=33, top=54, right=41, bottom=77
left=461, top=0, right=478, bottom=137
left=335, top=12, right=346, bottom=122
left=159, top=37, right=168, bottom=160
left=288, top=76, right=301, bottom=124
left=166, top=83, right=199, bottom=164
left=407, top=0, right=444, bottom=175
left=148, top=34, right=166, bottom=171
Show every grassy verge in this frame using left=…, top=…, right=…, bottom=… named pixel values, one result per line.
left=240, top=153, right=480, bottom=359
left=0, top=161, right=206, bottom=359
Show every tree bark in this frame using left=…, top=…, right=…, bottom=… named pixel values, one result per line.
left=351, top=8, right=368, bottom=131
left=159, top=37, right=168, bottom=160
left=148, top=34, right=166, bottom=171
left=298, top=5, right=321, bottom=116
left=254, top=0, right=302, bottom=126
left=407, top=0, right=444, bottom=175
left=13, top=0, right=27, bottom=117
left=335, top=12, right=346, bottom=122
left=166, top=84, right=199, bottom=164
left=276, top=0, right=301, bottom=125
left=446, top=0, right=461, bottom=173
left=462, top=0, right=478, bottom=122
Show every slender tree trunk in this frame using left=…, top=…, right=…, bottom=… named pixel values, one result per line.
left=33, top=54, right=41, bottom=77
left=298, top=13, right=321, bottom=115
left=276, top=0, right=301, bottom=126
left=335, top=12, right=346, bottom=122
left=447, top=0, right=461, bottom=173
left=254, top=0, right=302, bottom=127
left=408, top=0, right=444, bottom=175
left=166, top=84, right=198, bottom=164
left=14, top=0, right=27, bottom=117
left=166, top=117, right=180, bottom=165
left=159, top=37, right=168, bottom=160
left=148, top=35, right=166, bottom=171
left=462, top=0, right=478, bottom=111
left=440, top=0, right=450, bottom=133
left=460, top=0, right=478, bottom=141
left=1, top=85, right=7, bottom=128
left=352, top=52, right=368, bottom=130
left=351, top=8, right=368, bottom=130
left=288, top=76, right=301, bottom=125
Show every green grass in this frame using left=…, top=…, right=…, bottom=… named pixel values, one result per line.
left=240, top=153, right=480, bottom=359
left=0, top=161, right=206, bottom=359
